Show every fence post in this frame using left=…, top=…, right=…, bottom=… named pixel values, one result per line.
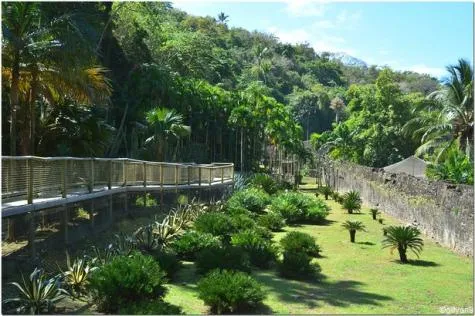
left=143, top=162, right=147, bottom=188
left=123, top=160, right=127, bottom=186
left=221, top=167, right=224, bottom=183
left=89, top=158, right=94, bottom=193
left=175, top=165, right=179, bottom=193
left=108, top=160, right=112, bottom=190
left=209, top=168, right=212, bottom=186
left=27, top=158, right=33, bottom=204
left=187, top=166, right=191, bottom=186
left=198, top=167, right=202, bottom=186
left=62, top=160, right=67, bottom=198
left=160, top=164, right=164, bottom=189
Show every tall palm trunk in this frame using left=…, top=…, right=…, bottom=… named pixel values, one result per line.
left=10, top=50, right=20, bottom=156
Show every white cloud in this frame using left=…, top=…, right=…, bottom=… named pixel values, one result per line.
left=283, top=0, right=326, bottom=17
left=267, top=25, right=357, bottom=56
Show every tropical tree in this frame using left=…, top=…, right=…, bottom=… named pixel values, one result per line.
left=342, top=190, right=362, bottom=214
left=382, top=226, right=424, bottom=263
left=404, top=59, right=473, bottom=160
left=341, top=220, right=366, bottom=243
left=145, top=108, right=191, bottom=161
left=216, top=12, right=229, bottom=24
left=330, top=96, right=345, bottom=124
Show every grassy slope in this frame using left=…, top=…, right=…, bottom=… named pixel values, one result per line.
left=166, top=186, right=473, bottom=314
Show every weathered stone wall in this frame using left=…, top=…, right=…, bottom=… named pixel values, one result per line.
left=327, top=160, right=474, bottom=256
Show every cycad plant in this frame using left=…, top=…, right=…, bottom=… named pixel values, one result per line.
left=370, top=208, right=379, bottom=220
left=341, top=220, right=366, bottom=243
left=320, top=186, right=333, bottom=200
left=342, top=191, right=362, bottom=214
left=382, top=226, right=424, bottom=263
left=4, top=268, right=67, bottom=314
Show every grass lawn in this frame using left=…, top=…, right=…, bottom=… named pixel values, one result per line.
left=166, top=190, right=473, bottom=314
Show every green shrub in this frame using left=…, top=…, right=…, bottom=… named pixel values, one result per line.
left=249, top=173, right=278, bottom=195
left=171, top=231, right=221, bottom=260
left=230, top=214, right=257, bottom=232
left=152, top=249, right=181, bottom=280
left=226, top=188, right=270, bottom=214
left=197, top=269, right=266, bottom=314
left=88, top=252, right=167, bottom=312
left=278, top=251, right=321, bottom=280
left=231, top=229, right=277, bottom=269
left=118, top=300, right=182, bottom=315
left=257, top=212, right=285, bottom=231
left=280, top=231, right=320, bottom=257
left=331, top=191, right=343, bottom=203
left=270, top=192, right=330, bottom=224
left=194, top=212, right=235, bottom=239
left=195, top=246, right=251, bottom=274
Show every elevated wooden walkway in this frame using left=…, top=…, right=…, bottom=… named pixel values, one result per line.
left=1, top=156, right=234, bottom=217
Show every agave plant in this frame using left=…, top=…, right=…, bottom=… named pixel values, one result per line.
left=342, top=191, right=362, bottom=214
left=370, top=208, right=379, bottom=220
left=62, top=254, right=98, bottom=298
left=341, top=220, right=366, bottom=243
left=4, top=268, right=67, bottom=314
left=134, top=225, right=158, bottom=252
left=382, top=226, right=424, bottom=263
left=90, top=244, right=116, bottom=265
left=233, top=173, right=249, bottom=191
left=115, top=232, right=136, bottom=255
left=250, top=173, right=278, bottom=195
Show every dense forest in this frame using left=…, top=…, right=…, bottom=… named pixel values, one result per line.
left=2, top=2, right=473, bottom=183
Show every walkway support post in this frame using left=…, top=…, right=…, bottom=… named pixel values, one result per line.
left=123, top=160, right=127, bottom=186
left=175, top=165, right=178, bottom=192
left=62, top=159, right=67, bottom=198
left=89, top=158, right=94, bottom=193
left=27, top=158, right=33, bottom=204
left=143, top=162, right=147, bottom=188
left=108, top=160, right=112, bottom=190
left=187, top=166, right=191, bottom=186
left=209, top=168, right=212, bottom=186
left=199, top=167, right=202, bottom=186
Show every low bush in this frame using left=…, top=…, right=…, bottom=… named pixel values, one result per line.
left=197, top=269, right=266, bottom=314
left=257, top=211, right=285, bottom=231
left=118, top=300, right=182, bottom=315
left=152, top=249, right=181, bottom=280
left=226, top=187, right=271, bottom=214
left=280, top=231, right=320, bottom=257
left=171, top=230, right=221, bottom=260
left=194, top=212, right=235, bottom=240
left=270, top=192, right=330, bottom=224
left=135, top=193, right=158, bottom=207
left=88, top=252, right=167, bottom=312
left=231, top=229, right=277, bottom=269
left=249, top=173, right=278, bottom=195
left=331, top=191, right=343, bottom=203
left=196, top=246, right=251, bottom=274
left=319, top=186, right=333, bottom=200
left=230, top=214, right=257, bottom=232
left=278, top=251, right=321, bottom=280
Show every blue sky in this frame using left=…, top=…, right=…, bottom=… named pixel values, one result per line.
left=172, top=1, right=473, bottom=79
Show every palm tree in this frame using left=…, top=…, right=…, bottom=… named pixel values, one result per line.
left=216, top=12, right=229, bottom=24
left=342, top=190, right=362, bottom=214
left=2, top=2, right=112, bottom=155
left=145, top=108, right=191, bottom=162
left=403, top=59, right=473, bottom=161
left=330, top=97, right=345, bottom=124
left=341, top=221, right=366, bottom=243
left=382, top=226, right=424, bottom=263
left=370, top=208, right=379, bottom=220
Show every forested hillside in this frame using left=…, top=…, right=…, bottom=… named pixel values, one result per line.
left=2, top=2, right=472, bottom=182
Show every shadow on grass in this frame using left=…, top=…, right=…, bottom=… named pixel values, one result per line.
left=390, top=259, right=440, bottom=267
left=254, top=270, right=393, bottom=309
left=357, top=241, right=376, bottom=246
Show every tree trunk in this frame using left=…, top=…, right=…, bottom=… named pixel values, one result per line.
left=10, top=50, right=20, bottom=156
left=398, top=246, right=408, bottom=263
left=350, top=230, right=356, bottom=243
left=29, top=68, right=39, bottom=155
left=240, top=128, right=244, bottom=172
